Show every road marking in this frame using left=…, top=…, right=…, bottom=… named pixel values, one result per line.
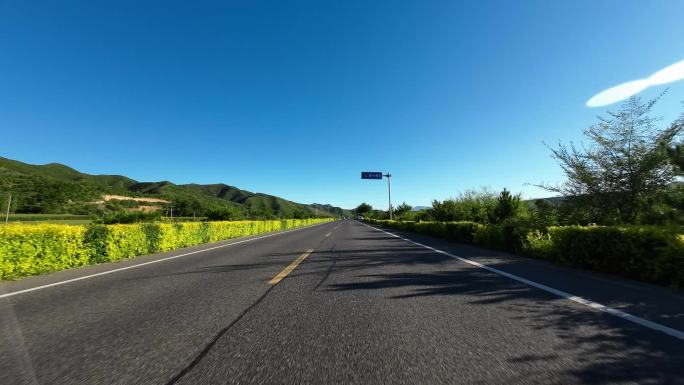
left=269, top=249, right=314, bottom=285
left=361, top=222, right=684, bottom=341
left=0, top=223, right=332, bottom=300
left=325, top=232, right=332, bottom=237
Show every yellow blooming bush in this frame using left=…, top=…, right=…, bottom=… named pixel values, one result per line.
left=0, top=224, right=93, bottom=279
left=1, top=218, right=332, bottom=280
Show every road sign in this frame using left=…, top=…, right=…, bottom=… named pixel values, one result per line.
left=360, top=171, right=393, bottom=219
left=361, top=172, right=383, bottom=180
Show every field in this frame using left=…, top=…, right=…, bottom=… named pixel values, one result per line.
left=5, top=214, right=92, bottom=225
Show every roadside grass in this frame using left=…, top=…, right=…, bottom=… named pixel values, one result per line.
left=5, top=214, right=92, bottom=225
left=17, top=219, right=93, bottom=225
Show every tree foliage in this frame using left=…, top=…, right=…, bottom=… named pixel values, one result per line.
left=430, top=188, right=498, bottom=223
left=393, top=202, right=412, bottom=216
left=354, top=202, right=373, bottom=214
left=540, top=96, right=684, bottom=224
left=489, top=188, right=522, bottom=224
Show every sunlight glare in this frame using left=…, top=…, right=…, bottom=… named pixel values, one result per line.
left=586, top=59, right=684, bottom=107
left=586, top=79, right=649, bottom=107
left=647, top=60, right=684, bottom=86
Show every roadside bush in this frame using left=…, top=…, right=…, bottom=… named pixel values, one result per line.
left=0, top=224, right=93, bottom=279
left=0, top=218, right=333, bottom=280
left=444, top=222, right=484, bottom=243
left=368, top=220, right=483, bottom=244
left=522, top=230, right=553, bottom=259
left=367, top=219, right=684, bottom=287
left=541, top=225, right=684, bottom=286
left=95, top=210, right=162, bottom=224
left=421, top=221, right=483, bottom=243
left=474, top=219, right=531, bottom=252
left=84, top=225, right=110, bottom=263
left=101, top=224, right=151, bottom=261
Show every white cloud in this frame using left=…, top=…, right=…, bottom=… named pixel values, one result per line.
left=586, top=59, right=684, bottom=107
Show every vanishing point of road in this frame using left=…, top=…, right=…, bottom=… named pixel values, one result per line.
left=1, top=220, right=682, bottom=384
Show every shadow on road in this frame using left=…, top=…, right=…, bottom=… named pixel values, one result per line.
left=322, top=228, right=684, bottom=384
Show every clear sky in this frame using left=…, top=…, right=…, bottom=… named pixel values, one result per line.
left=1, top=0, right=683, bottom=210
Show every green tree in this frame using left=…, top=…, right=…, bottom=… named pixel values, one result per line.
left=354, top=202, right=372, bottom=215
left=540, top=96, right=683, bottom=224
left=489, top=188, right=522, bottom=224
left=393, top=202, right=412, bottom=217
left=430, top=188, right=497, bottom=223
left=529, top=199, right=559, bottom=229
left=668, top=141, right=684, bottom=172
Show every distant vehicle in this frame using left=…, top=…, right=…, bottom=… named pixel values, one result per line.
left=356, top=215, right=364, bottom=220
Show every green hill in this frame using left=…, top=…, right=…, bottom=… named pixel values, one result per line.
left=0, top=156, right=349, bottom=219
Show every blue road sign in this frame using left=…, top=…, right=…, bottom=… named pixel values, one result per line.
left=361, top=172, right=383, bottom=179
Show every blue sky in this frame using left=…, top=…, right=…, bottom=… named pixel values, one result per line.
left=1, top=0, right=683, bottom=209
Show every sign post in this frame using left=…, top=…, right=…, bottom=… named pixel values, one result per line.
left=385, top=173, right=392, bottom=220
left=360, top=171, right=393, bottom=219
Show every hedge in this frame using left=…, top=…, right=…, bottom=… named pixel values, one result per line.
left=0, top=224, right=94, bottom=279
left=531, top=226, right=684, bottom=287
left=367, top=219, right=684, bottom=288
left=0, top=218, right=333, bottom=280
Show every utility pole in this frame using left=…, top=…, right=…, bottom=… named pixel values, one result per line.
left=4, top=193, right=11, bottom=225
left=384, top=173, right=392, bottom=220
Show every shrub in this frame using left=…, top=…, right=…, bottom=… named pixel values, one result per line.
left=0, top=224, right=94, bottom=279
left=95, top=210, right=162, bottom=224
left=474, top=219, right=531, bottom=252
left=1, top=218, right=333, bottom=280
left=544, top=225, right=684, bottom=286
left=522, top=230, right=553, bottom=259
left=367, top=219, right=683, bottom=287
left=84, top=225, right=110, bottom=263
left=368, top=220, right=483, bottom=244
left=101, top=224, right=151, bottom=261
left=444, top=222, right=483, bottom=243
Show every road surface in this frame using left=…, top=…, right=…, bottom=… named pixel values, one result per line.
left=1, top=220, right=683, bottom=384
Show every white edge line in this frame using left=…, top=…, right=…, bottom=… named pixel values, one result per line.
left=0, top=222, right=332, bottom=299
left=361, top=222, right=684, bottom=341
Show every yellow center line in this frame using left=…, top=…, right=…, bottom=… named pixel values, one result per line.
left=268, top=249, right=315, bottom=285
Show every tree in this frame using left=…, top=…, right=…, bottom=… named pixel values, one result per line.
left=489, top=188, right=521, bottom=224
left=430, top=188, right=497, bottom=223
left=393, top=202, right=412, bottom=217
left=248, top=202, right=275, bottom=219
left=668, top=141, right=684, bottom=173
left=540, top=96, right=683, bottom=224
left=206, top=207, right=240, bottom=221
left=354, top=202, right=372, bottom=215
left=529, top=199, right=559, bottom=229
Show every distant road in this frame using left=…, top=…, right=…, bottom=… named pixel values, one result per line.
left=1, top=220, right=682, bottom=384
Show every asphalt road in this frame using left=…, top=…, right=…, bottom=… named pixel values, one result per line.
left=1, top=220, right=683, bottom=384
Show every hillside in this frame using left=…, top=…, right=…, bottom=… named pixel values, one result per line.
left=0, top=157, right=349, bottom=218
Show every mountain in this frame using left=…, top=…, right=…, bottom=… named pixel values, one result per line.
left=523, top=196, right=565, bottom=208
left=0, top=156, right=350, bottom=218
